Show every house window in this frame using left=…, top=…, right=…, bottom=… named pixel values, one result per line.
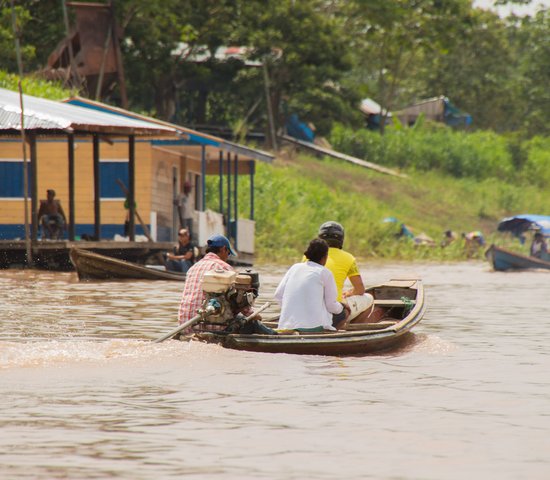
left=100, top=160, right=128, bottom=198
left=0, top=159, right=31, bottom=198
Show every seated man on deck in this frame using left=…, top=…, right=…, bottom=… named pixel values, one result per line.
left=165, top=228, right=196, bottom=273
left=37, top=189, right=66, bottom=239
left=275, top=238, right=350, bottom=332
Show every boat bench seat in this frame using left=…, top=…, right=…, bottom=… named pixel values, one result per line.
left=373, top=299, right=416, bottom=307
left=346, top=320, right=397, bottom=331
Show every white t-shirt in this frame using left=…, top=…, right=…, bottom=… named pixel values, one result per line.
left=274, top=261, right=343, bottom=331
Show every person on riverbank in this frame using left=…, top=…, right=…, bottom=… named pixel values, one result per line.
left=530, top=232, right=548, bottom=259
left=166, top=228, right=196, bottom=273
left=441, top=229, right=457, bottom=247
left=463, top=230, right=485, bottom=257
left=37, top=189, right=66, bottom=239
left=317, top=221, right=374, bottom=323
left=275, top=238, right=349, bottom=332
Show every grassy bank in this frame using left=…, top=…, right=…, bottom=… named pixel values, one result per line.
left=210, top=149, right=548, bottom=265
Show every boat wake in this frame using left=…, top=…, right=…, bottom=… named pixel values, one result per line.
left=0, top=339, right=188, bottom=370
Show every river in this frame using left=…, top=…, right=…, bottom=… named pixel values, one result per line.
left=1, top=261, right=549, bottom=479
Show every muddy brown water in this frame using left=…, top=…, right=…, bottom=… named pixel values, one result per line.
left=1, top=261, right=549, bottom=479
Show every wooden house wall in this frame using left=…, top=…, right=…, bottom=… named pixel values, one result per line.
left=1, top=135, right=257, bottom=242
left=0, top=136, right=157, bottom=239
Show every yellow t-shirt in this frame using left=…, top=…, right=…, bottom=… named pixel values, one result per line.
left=325, top=247, right=360, bottom=301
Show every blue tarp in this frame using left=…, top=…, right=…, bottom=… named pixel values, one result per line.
left=286, top=113, right=315, bottom=142
left=497, top=214, right=550, bottom=237
left=443, top=97, right=472, bottom=127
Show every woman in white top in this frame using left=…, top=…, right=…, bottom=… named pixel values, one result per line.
left=275, top=238, right=349, bottom=332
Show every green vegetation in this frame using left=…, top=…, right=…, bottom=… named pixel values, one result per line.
left=3, top=2, right=549, bottom=265
left=0, top=71, right=75, bottom=99
left=206, top=123, right=549, bottom=264
left=3, top=2, right=550, bottom=138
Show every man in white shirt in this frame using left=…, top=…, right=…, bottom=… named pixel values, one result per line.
left=275, top=238, right=350, bottom=332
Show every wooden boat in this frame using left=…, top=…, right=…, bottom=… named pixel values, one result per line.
left=192, top=278, right=425, bottom=356
left=69, top=248, right=185, bottom=281
left=485, top=244, right=550, bottom=272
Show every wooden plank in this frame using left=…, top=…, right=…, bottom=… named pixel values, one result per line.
left=346, top=321, right=397, bottom=331
left=280, top=135, right=407, bottom=178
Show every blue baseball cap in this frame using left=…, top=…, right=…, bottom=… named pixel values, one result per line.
left=207, top=234, right=237, bottom=256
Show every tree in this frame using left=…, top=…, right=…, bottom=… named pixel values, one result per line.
left=413, top=8, right=518, bottom=132
left=239, top=0, right=354, bottom=142
left=514, top=10, right=550, bottom=136
left=346, top=0, right=479, bottom=133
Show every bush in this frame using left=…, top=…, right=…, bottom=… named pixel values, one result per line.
left=329, top=123, right=515, bottom=181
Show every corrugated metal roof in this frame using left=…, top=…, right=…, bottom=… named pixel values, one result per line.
left=0, top=88, right=175, bottom=136
left=64, top=96, right=274, bottom=163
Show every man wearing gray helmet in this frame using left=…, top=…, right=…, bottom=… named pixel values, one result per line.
left=318, top=221, right=374, bottom=325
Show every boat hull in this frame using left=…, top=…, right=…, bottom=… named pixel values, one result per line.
left=69, top=248, right=185, bottom=281
left=193, top=278, right=426, bottom=356
left=485, top=244, right=550, bottom=271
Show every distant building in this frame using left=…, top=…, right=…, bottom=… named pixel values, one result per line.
left=359, top=98, right=392, bottom=130
left=394, top=96, right=472, bottom=128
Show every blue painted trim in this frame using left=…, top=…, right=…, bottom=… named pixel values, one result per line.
left=0, top=137, right=149, bottom=144
left=0, top=223, right=147, bottom=240
left=152, top=135, right=220, bottom=147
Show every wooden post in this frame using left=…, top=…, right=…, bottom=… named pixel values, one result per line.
left=263, top=60, right=277, bottom=151
left=68, top=133, right=75, bottom=240
left=233, top=153, right=238, bottom=248
left=128, top=134, right=135, bottom=241
left=218, top=150, right=223, bottom=214
left=29, top=135, right=37, bottom=242
left=249, top=160, right=255, bottom=220
left=93, top=135, right=101, bottom=239
left=110, top=1, right=128, bottom=108
left=11, top=1, right=32, bottom=265
left=226, top=152, right=231, bottom=237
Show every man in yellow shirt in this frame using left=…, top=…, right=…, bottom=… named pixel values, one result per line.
left=318, top=221, right=374, bottom=324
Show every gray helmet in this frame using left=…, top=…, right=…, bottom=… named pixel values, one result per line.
left=318, top=221, right=344, bottom=248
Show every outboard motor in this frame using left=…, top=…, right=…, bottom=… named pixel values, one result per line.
left=199, top=269, right=260, bottom=326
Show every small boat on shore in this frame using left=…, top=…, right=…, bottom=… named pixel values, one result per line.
left=69, top=248, right=185, bottom=281
left=485, top=244, right=550, bottom=272
left=192, top=278, right=425, bottom=356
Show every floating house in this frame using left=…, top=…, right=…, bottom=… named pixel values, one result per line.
left=0, top=88, right=273, bottom=267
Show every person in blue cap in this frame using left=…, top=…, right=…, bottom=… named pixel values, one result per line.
left=178, top=234, right=238, bottom=330
left=177, top=234, right=274, bottom=336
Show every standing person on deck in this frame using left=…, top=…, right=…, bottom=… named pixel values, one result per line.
left=317, top=221, right=374, bottom=323
left=175, top=181, right=194, bottom=241
left=275, top=238, right=349, bottom=332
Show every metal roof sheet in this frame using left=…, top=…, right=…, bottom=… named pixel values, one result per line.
left=0, top=88, right=175, bottom=136
left=64, top=96, right=274, bottom=163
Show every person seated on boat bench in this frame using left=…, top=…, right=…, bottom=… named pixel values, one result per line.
left=178, top=234, right=272, bottom=335
left=317, top=221, right=374, bottom=324
left=166, top=228, right=196, bottom=273
left=530, top=231, right=548, bottom=259
left=38, top=189, right=66, bottom=239
left=275, top=238, right=350, bottom=332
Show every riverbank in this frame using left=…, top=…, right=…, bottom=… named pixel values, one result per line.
left=236, top=149, right=546, bottom=264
